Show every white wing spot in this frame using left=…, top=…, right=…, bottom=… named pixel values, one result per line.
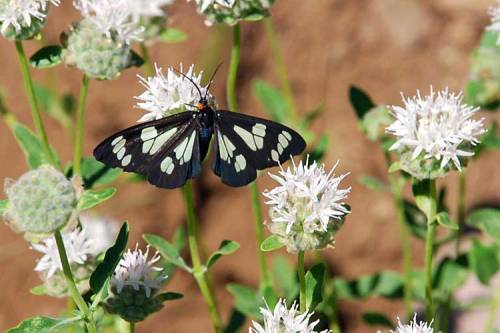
left=149, top=127, right=177, bottom=155
left=111, top=136, right=124, bottom=146
left=161, top=157, right=175, bottom=175
left=254, top=136, right=264, bottom=149
left=283, top=131, right=292, bottom=140
left=277, top=143, right=284, bottom=155
left=278, top=133, right=289, bottom=148
left=174, top=136, right=189, bottom=163
left=117, top=147, right=126, bottom=160
left=252, top=123, right=266, bottom=137
left=271, top=149, right=280, bottom=162
left=121, top=154, right=132, bottom=166
left=141, top=127, right=157, bottom=141
left=217, top=133, right=229, bottom=161
left=223, top=135, right=236, bottom=158
left=112, top=138, right=126, bottom=154
left=142, top=140, right=154, bottom=154
left=183, top=131, right=197, bottom=164
left=234, top=125, right=257, bottom=151
left=235, top=154, right=246, bottom=173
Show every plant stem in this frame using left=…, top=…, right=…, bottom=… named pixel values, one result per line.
left=423, top=179, right=437, bottom=323
left=140, top=42, right=154, bottom=77
left=298, top=251, right=306, bottom=312
left=129, top=322, right=135, bottom=333
left=226, top=24, right=240, bottom=112
left=385, top=154, right=413, bottom=319
left=73, top=74, right=90, bottom=175
left=314, top=252, right=341, bottom=332
left=54, top=230, right=96, bottom=333
left=182, top=182, right=222, bottom=333
left=251, top=181, right=272, bottom=290
left=455, top=171, right=466, bottom=257
left=263, top=18, right=298, bottom=121
left=14, top=40, right=55, bottom=166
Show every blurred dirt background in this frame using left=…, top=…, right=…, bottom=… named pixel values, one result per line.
left=1, top=0, right=500, bottom=332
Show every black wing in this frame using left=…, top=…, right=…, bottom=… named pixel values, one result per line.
left=94, top=112, right=203, bottom=189
left=211, top=110, right=306, bottom=186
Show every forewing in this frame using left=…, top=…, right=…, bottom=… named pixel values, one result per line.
left=93, top=112, right=202, bottom=189
left=215, top=110, right=306, bottom=169
left=211, top=122, right=257, bottom=187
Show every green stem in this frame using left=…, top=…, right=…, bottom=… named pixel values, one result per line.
left=484, top=286, right=500, bottom=333
left=14, top=40, right=55, bottom=166
left=54, top=230, right=96, bottom=333
left=298, top=251, right=306, bottom=312
left=423, top=179, right=437, bottom=323
left=250, top=181, right=272, bottom=290
left=140, top=42, right=154, bottom=77
left=129, top=322, right=135, bottom=333
left=263, top=18, right=298, bottom=121
left=226, top=24, right=240, bottom=112
left=73, top=74, right=90, bottom=175
left=455, top=171, right=466, bottom=257
left=182, top=182, right=222, bottom=333
left=314, top=252, right=340, bottom=332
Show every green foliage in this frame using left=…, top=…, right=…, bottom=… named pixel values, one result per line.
left=307, top=135, right=330, bottom=163
left=305, top=263, right=325, bottom=311
left=468, top=239, right=499, bottom=285
left=261, top=234, right=284, bottom=252
left=90, top=222, right=129, bottom=293
left=33, top=84, right=74, bottom=129
left=434, top=256, right=469, bottom=294
left=80, top=157, right=121, bottom=188
left=159, top=28, right=188, bottom=43
left=206, top=240, right=240, bottom=269
left=349, top=85, right=375, bottom=120
left=435, top=212, right=458, bottom=230
left=358, top=175, right=389, bottom=192
left=30, top=46, right=63, bottom=69
left=0, top=199, right=7, bottom=215
left=467, top=208, right=500, bottom=242
left=362, top=311, right=393, bottom=327
left=272, top=256, right=298, bottom=300
left=155, top=292, right=184, bottom=302
left=253, top=79, right=289, bottom=123
left=5, top=316, right=74, bottom=333
left=224, top=310, right=246, bottom=333
left=226, top=284, right=261, bottom=319
left=411, top=179, right=433, bottom=217
left=77, top=188, right=117, bottom=211
left=403, top=200, right=427, bottom=240
left=334, top=270, right=404, bottom=300
left=12, top=122, right=59, bottom=169
left=143, top=234, right=191, bottom=272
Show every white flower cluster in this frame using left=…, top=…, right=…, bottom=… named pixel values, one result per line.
left=0, top=0, right=59, bottom=34
left=135, top=63, right=213, bottom=122
left=487, top=1, right=500, bottom=44
left=249, top=299, right=330, bottom=333
left=74, top=0, right=172, bottom=43
left=110, top=245, right=166, bottom=298
left=194, top=0, right=236, bottom=12
left=263, top=158, right=350, bottom=252
left=386, top=87, right=485, bottom=171
left=387, top=315, right=434, bottom=333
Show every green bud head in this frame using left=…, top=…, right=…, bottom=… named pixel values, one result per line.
left=105, top=285, right=164, bottom=323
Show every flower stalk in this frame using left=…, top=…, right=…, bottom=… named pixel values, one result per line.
left=73, top=74, right=90, bottom=175
left=423, top=179, right=437, bottom=322
left=455, top=170, right=466, bottom=256
left=298, top=251, right=306, bottom=312
left=54, top=230, right=96, bottom=333
left=14, top=40, right=56, bottom=167
left=140, top=42, right=154, bottom=77
left=182, top=182, right=222, bottom=333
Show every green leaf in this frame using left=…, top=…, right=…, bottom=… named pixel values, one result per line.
left=128, top=50, right=144, bottom=68
left=467, top=208, right=500, bottom=242
left=159, top=28, right=188, bottom=43
left=6, top=316, right=66, bottom=333
left=261, top=234, right=284, bottom=252
left=349, top=85, right=375, bottom=120
left=13, top=122, right=59, bottom=169
left=0, top=200, right=7, bottom=215
left=77, top=188, right=116, bottom=210
left=80, top=157, right=121, bottom=188
left=307, top=134, right=329, bottom=163
left=373, top=271, right=404, bottom=298
left=468, top=239, right=499, bottom=285
left=206, top=240, right=240, bottom=269
left=143, top=234, right=191, bottom=272
left=253, top=79, right=289, bottom=123
left=412, top=179, right=433, bottom=216
left=29, top=284, right=47, bottom=296
left=435, top=257, right=469, bottom=292
left=332, top=271, right=404, bottom=300
left=90, top=222, right=129, bottom=293
left=301, top=104, right=324, bottom=128
left=305, top=263, right=325, bottom=311
left=436, top=212, right=458, bottom=230
left=388, top=161, right=401, bottom=173
left=30, top=46, right=63, bottom=69
left=224, top=309, right=246, bottom=333
left=362, top=312, right=393, bottom=327
left=272, top=256, right=298, bottom=299
left=227, top=284, right=261, bottom=319
left=358, top=175, right=388, bottom=192
left=403, top=200, right=427, bottom=240
left=155, top=292, right=184, bottom=302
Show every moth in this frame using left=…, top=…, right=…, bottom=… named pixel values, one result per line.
left=94, top=70, right=306, bottom=188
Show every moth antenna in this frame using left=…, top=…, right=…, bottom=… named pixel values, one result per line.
left=204, top=62, right=223, bottom=100
left=173, top=67, right=203, bottom=100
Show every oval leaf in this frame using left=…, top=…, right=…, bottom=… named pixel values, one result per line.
left=30, top=45, right=63, bottom=69
left=305, top=263, right=325, bottom=311
left=261, top=234, right=284, bottom=252
left=206, top=240, right=240, bottom=269
left=6, top=316, right=63, bottom=333
left=77, top=188, right=116, bottom=210
left=227, top=283, right=261, bottom=319
left=80, top=157, right=121, bottom=188
left=90, top=222, right=129, bottom=293
left=468, top=239, right=499, bottom=285
left=143, top=234, right=191, bottom=272
left=349, top=85, right=375, bottom=120
left=13, top=122, right=59, bottom=169
left=412, top=179, right=434, bottom=218
left=252, top=79, right=289, bottom=122
left=160, top=28, right=188, bottom=43
left=436, top=212, right=458, bottom=230
left=467, top=208, right=500, bottom=242
left=362, top=311, right=393, bottom=327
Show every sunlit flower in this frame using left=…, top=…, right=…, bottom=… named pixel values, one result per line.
left=79, top=214, right=119, bottom=254
left=74, top=0, right=143, bottom=43
left=386, top=87, right=485, bottom=173
left=487, top=1, right=500, bottom=44
left=249, top=299, right=330, bottom=333
left=192, top=0, right=236, bottom=12
left=0, top=0, right=59, bottom=34
left=263, top=157, right=351, bottom=252
left=32, top=228, right=94, bottom=279
left=127, top=0, right=173, bottom=20
left=189, top=0, right=273, bottom=25
left=384, top=315, right=434, bottom=333
left=135, top=63, right=214, bottom=122
left=110, top=245, right=166, bottom=298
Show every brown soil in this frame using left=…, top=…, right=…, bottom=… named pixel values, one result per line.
left=0, top=0, right=499, bottom=332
